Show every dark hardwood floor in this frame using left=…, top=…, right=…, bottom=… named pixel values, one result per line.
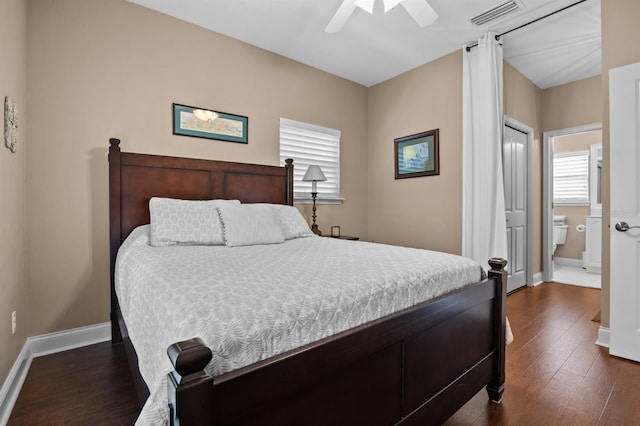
left=9, top=283, right=640, bottom=425
left=447, top=282, right=640, bottom=426
left=8, top=342, right=140, bottom=425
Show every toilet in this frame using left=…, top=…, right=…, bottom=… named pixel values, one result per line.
left=553, top=215, right=568, bottom=255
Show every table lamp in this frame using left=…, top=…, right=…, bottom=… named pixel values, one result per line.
left=302, top=165, right=327, bottom=235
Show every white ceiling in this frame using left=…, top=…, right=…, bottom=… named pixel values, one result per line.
left=129, top=0, right=600, bottom=89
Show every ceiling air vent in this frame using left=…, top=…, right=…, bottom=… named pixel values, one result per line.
left=470, top=0, right=523, bottom=26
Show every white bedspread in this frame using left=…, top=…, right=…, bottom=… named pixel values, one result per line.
left=116, top=225, right=483, bottom=425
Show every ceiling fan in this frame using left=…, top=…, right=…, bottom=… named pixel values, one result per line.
left=325, top=0, right=438, bottom=33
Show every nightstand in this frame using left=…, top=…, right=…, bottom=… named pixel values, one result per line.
left=323, top=235, right=359, bottom=241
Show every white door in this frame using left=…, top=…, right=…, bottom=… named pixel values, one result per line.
left=610, top=61, right=640, bottom=362
left=503, top=124, right=528, bottom=292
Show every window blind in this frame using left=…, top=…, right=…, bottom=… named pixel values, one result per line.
left=553, top=152, right=589, bottom=205
left=279, top=118, right=341, bottom=200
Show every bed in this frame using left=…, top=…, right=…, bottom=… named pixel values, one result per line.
left=108, top=138, right=507, bottom=425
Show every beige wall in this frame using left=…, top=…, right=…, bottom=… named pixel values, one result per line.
left=542, top=75, right=602, bottom=131
left=503, top=62, right=543, bottom=275
left=0, top=0, right=28, bottom=385
left=366, top=53, right=545, bottom=269
left=553, top=130, right=602, bottom=261
left=601, top=0, right=640, bottom=328
left=553, top=129, right=602, bottom=154
left=26, top=0, right=368, bottom=336
left=553, top=206, right=589, bottom=260
left=367, top=51, right=463, bottom=254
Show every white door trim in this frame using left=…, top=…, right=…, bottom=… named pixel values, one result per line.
left=542, top=123, right=602, bottom=282
left=504, top=116, right=533, bottom=287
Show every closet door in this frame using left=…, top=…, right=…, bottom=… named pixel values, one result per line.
left=503, top=124, right=529, bottom=292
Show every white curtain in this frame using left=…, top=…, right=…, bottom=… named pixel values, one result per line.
left=462, top=32, right=508, bottom=267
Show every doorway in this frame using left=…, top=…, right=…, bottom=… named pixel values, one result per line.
left=542, top=124, right=602, bottom=285
left=503, top=117, right=533, bottom=292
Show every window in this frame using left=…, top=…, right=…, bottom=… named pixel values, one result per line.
left=279, top=118, right=342, bottom=203
left=553, top=151, right=589, bottom=205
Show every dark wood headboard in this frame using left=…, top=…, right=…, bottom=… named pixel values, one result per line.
left=108, top=138, right=293, bottom=342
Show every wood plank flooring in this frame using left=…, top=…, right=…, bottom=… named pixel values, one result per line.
left=447, top=282, right=640, bottom=425
left=9, top=282, right=640, bottom=425
left=8, top=342, right=140, bottom=425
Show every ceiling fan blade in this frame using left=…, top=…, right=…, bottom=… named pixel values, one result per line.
left=354, top=0, right=375, bottom=13
left=401, top=0, right=438, bottom=27
left=383, top=0, right=403, bottom=13
left=325, top=0, right=358, bottom=33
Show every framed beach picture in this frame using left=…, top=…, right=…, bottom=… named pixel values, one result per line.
left=172, top=103, right=248, bottom=144
left=394, top=129, right=439, bottom=179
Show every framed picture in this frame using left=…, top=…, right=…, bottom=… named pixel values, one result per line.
left=172, top=103, right=248, bottom=144
left=394, top=129, right=439, bottom=179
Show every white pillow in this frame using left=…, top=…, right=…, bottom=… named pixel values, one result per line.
left=149, top=198, right=239, bottom=247
left=217, top=204, right=286, bottom=247
left=270, top=204, right=314, bottom=240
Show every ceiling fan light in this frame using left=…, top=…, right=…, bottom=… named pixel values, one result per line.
left=354, top=0, right=375, bottom=14
left=383, top=0, right=403, bottom=12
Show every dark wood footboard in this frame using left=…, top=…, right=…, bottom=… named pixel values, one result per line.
left=167, top=259, right=507, bottom=426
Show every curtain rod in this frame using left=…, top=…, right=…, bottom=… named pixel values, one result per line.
left=465, top=0, right=589, bottom=51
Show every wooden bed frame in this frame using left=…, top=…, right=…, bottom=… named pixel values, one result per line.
left=108, top=138, right=507, bottom=425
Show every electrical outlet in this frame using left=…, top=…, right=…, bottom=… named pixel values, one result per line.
left=11, top=311, right=16, bottom=335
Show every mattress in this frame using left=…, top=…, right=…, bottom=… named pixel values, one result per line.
left=115, top=225, right=483, bottom=425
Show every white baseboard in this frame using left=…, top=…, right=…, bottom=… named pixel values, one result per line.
left=532, top=272, right=543, bottom=286
left=596, top=326, right=610, bottom=348
left=28, top=322, right=111, bottom=358
left=0, top=322, right=111, bottom=425
left=0, top=343, right=32, bottom=426
left=554, top=257, right=584, bottom=268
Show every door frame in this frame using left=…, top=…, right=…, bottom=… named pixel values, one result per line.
left=542, top=123, right=602, bottom=282
left=504, top=116, right=533, bottom=288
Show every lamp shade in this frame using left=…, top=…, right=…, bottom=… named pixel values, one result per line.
left=302, top=165, right=327, bottom=194
left=302, top=165, right=327, bottom=182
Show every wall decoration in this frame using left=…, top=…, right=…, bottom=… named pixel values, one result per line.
left=172, top=103, right=248, bottom=144
left=4, top=96, right=18, bottom=153
left=394, top=129, right=439, bottom=179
